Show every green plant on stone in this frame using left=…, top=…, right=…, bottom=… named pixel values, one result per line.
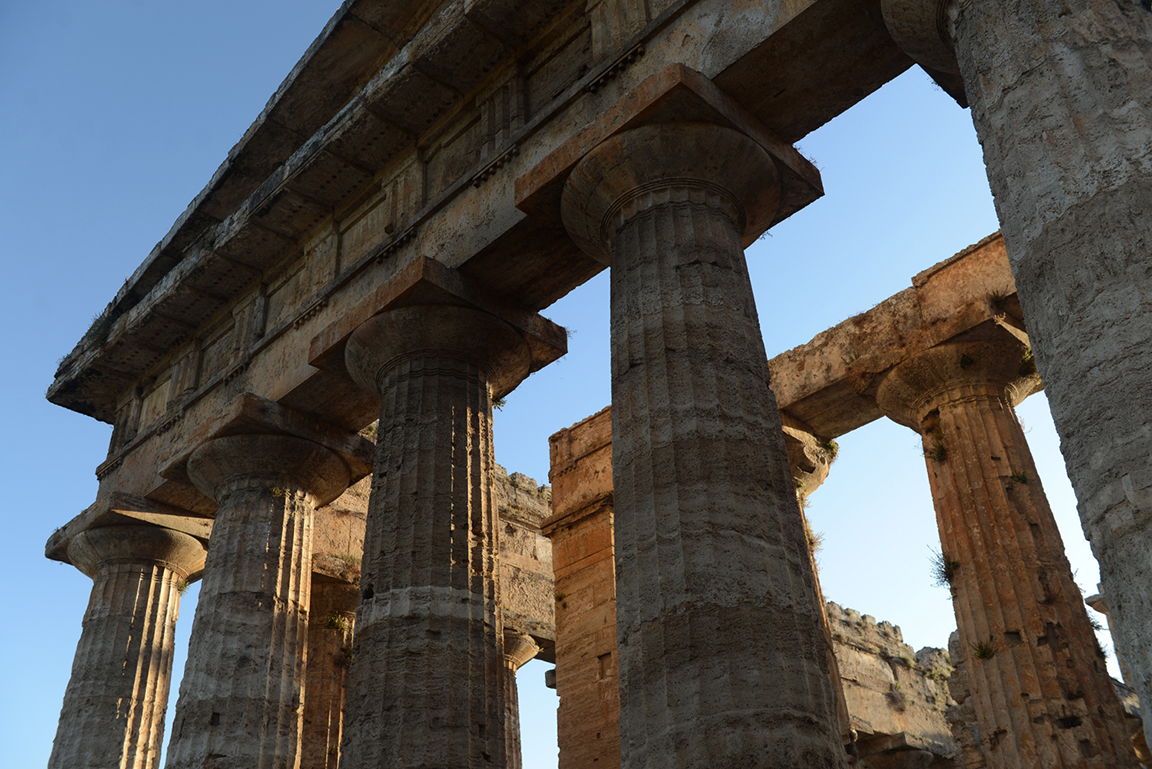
left=805, top=521, right=824, bottom=556
left=820, top=439, right=840, bottom=462
left=336, top=552, right=361, bottom=569
left=885, top=684, right=908, bottom=712
left=1019, top=348, right=1037, bottom=376
left=930, top=548, right=960, bottom=589
left=325, top=613, right=350, bottom=632
left=269, top=486, right=287, bottom=498
left=1009, top=470, right=1029, bottom=484
left=958, top=353, right=979, bottom=370
left=177, top=580, right=191, bottom=596
left=971, top=637, right=998, bottom=661
left=925, top=439, right=947, bottom=463
left=82, top=310, right=113, bottom=347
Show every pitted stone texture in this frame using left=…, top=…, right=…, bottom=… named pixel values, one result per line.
left=880, top=0, right=959, bottom=75
left=948, top=2, right=1152, bottom=750
left=187, top=433, right=351, bottom=508
left=946, top=632, right=988, bottom=769
left=344, top=303, right=531, bottom=401
left=493, top=464, right=555, bottom=644
left=341, top=304, right=530, bottom=769
left=50, top=526, right=205, bottom=769
left=564, top=122, right=846, bottom=769
left=825, top=603, right=957, bottom=767
left=166, top=435, right=348, bottom=769
left=544, top=498, right=620, bottom=769
left=877, top=338, right=1137, bottom=768
left=560, top=122, right=781, bottom=264
left=784, top=418, right=854, bottom=751
left=301, top=581, right=357, bottom=769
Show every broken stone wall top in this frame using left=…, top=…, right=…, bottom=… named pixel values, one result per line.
left=826, top=601, right=957, bottom=765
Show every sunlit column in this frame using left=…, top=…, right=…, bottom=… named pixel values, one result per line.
left=50, top=525, right=205, bottom=769
left=877, top=334, right=1136, bottom=768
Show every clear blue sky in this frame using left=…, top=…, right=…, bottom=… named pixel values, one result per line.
left=0, top=3, right=1113, bottom=767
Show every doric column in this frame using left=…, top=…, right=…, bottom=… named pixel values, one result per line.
left=782, top=418, right=856, bottom=758
left=876, top=334, right=1137, bottom=768
left=341, top=304, right=531, bottom=769
left=49, top=525, right=205, bottom=769
left=502, top=629, right=540, bottom=769
left=562, top=122, right=846, bottom=768
left=301, top=581, right=357, bottom=769
left=164, top=434, right=350, bottom=769
left=884, top=0, right=1152, bottom=746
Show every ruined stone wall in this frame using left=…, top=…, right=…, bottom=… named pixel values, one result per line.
left=493, top=464, right=556, bottom=650
left=825, top=602, right=958, bottom=768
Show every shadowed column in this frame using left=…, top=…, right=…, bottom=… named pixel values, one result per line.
left=301, top=581, right=357, bottom=769
left=164, top=434, right=349, bottom=769
left=877, top=334, right=1137, bottom=768
left=562, top=122, right=846, bottom=768
left=341, top=304, right=531, bottom=769
left=502, top=629, right=540, bottom=769
left=49, top=525, right=206, bottom=769
left=783, top=418, right=855, bottom=760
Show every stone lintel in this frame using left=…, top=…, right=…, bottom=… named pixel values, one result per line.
left=155, top=393, right=373, bottom=502
left=515, top=63, right=823, bottom=245
left=308, top=257, right=567, bottom=398
left=774, top=232, right=1021, bottom=438
left=45, top=492, right=211, bottom=567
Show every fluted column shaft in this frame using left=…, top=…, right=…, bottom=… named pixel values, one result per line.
left=943, top=1, right=1152, bottom=747
left=877, top=339, right=1136, bottom=768
left=502, top=630, right=540, bottom=769
left=342, top=304, right=531, bottom=769
left=301, top=582, right=357, bottom=769
left=784, top=421, right=854, bottom=755
left=563, top=123, right=846, bottom=768
left=165, top=434, right=349, bottom=769
left=50, top=526, right=206, bottom=769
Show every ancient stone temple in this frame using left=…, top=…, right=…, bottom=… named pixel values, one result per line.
left=43, top=1, right=1152, bottom=768
left=546, top=235, right=1144, bottom=767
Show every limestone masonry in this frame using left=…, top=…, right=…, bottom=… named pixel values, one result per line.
left=44, top=1, right=1152, bottom=767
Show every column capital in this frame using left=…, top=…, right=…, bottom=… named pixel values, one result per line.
left=503, top=629, right=540, bottom=673
left=560, top=122, right=781, bottom=264
left=345, top=303, right=531, bottom=398
left=187, top=433, right=350, bottom=508
left=781, top=414, right=837, bottom=497
left=880, top=0, right=960, bottom=75
left=67, top=524, right=206, bottom=580
left=875, top=334, right=1040, bottom=430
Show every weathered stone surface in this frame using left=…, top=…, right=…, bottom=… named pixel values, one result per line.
left=301, top=581, right=358, bottom=769
left=49, top=526, right=206, bottom=769
left=940, top=1, right=1152, bottom=751
left=546, top=411, right=620, bottom=769
left=341, top=304, right=530, bottom=769
left=826, top=603, right=957, bottom=768
left=494, top=464, right=556, bottom=649
left=563, top=121, right=844, bottom=768
left=165, top=435, right=350, bottom=769
left=946, top=632, right=987, bottom=769
left=42, top=0, right=1152, bottom=766
left=877, top=334, right=1137, bottom=768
